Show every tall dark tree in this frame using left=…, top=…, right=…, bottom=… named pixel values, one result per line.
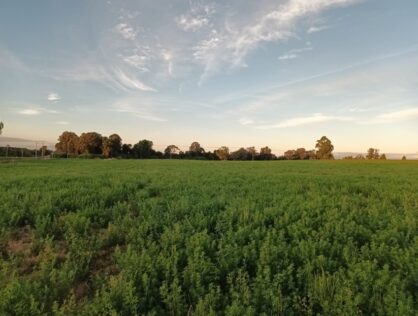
left=122, top=144, right=132, bottom=157
left=0, top=121, right=4, bottom=135
left=230, top=148, right=250, bottom=160
left=366, top=148, right=380, bottom=160
left=187, top=141, right=205, bottom=158
left=133, top=140, right=154, bottom=158
left=315, top=136, right=334, bottom=159
left=189, top=142, right=205, bottom=154
left=259, top=146, right=274, bottom=160
left=55, top=131, right=80, bottom=155
left=79, top=132, right=103, bottom=155
left=164, top=145, right=180, bottom=158
left=246, top=147, right=257, bottom=160
left=102, top=134, right=122, bottom=158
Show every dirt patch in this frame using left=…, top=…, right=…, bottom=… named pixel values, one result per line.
left=74, top=281, right=92, bottom=301
left=6, top=226, right=38, bottom=274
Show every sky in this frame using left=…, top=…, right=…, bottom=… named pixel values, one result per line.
left=0, top=0, right=417, bottom=154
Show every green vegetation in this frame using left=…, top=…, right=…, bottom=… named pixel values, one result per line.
left=0, top=160, right=417, bottom=315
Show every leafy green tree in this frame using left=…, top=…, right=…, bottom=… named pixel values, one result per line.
left=102, top=134, right=122, bottom=158
left=315, top=136, right=334, bottom=159
left=133, top=139, right=154, bottom=158
left=0, top=121, right=4, bottom=135
left=246, top=147, right=257, bottom=160
left=259, top=146, right=274, bottom=160
left=214, top=146, right=229, bottom=160
left=401, top=155, right=406, bottom=160
left=186, top=142, right=205, bottom=159
left=366, top=148, right=380, bottom=160
left=55, top=131, right=80, bottom=155
left=230, top=148, right=250, bottom=160
left=189, top=142, right=205, bottom=154
left=380, top=153, right=387, bottom=160
left=78, top=132, right=103, bottom=155
left=164, top=145, right=180, bottom=158
left=121, top=143, right=132, bottom=156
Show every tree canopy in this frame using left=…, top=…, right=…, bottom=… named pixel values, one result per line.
left=315, top=136, right=334, bottom=159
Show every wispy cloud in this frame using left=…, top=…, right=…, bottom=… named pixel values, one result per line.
left=115, top=22, right=136, bottom=40
left=376, top=107, right=418, bottom=122
left=19, top=109, right=41, bottom=116
left=17, top=104, right=59, bottom=116
left=307, top=24, right=331, bottom=34
left=194, top=0, right=360, bottom=81
left=256, top=113, right=352, bottom=129
left=47, top=92, right=61, bottom=101
left=279, top=42, right=313, bottom=60
left=123, top=53, right=150, bottom=73
left=50, top=62, right=156, bottom=93
left=239, top=117, right=254, bottom=126
left=113, top=68, right=157, bottom=92
left=111, top=101, right=167, bottom=122
left=161, top=50, right=174, bottom=76
left=176, top=3, right=214, bottom=31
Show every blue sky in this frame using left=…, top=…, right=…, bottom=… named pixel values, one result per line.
left=0, top=0, right=417, bottom=154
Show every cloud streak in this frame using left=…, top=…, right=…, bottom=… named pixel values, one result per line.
left=376, top=107, right=418, bottom=122
left=256, top=113, right=352, bottom=129
left=111, top=101, right=167, bottom=122
left=47, top=92, right=61, bottom=101
left=176, top=3, right=214, bottom=31
left=194, top=0, right=360, bottom=80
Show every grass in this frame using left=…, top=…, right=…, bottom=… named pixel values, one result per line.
left=0, top=159, right=417, bottom=315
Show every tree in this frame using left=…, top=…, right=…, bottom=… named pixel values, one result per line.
left=187, top=141, right=205, bottom=159
left=259, top=146, right=274, bottom=160
left=189, top=142, right=205, bottom=154
left=164, top=145, right=180, bottom=158
left=230, top=148, right=250, bottom=160
left=133, top=140, right=154, bottom=158
left=79, top=132, right=103, bottom=155
left=402, top=155, right=406, bottom=160
left=366, top=148, right=380, bottom=160
left=55, top=131, right=80, bottom=155
left=284, top=150, right=296, bottom=160
left=294, top=148, right=305, bottom=160
left=380, top=154, right=387, bottom=160
left=306, top=150, right=316, bottom=160
left=246, top=147, right=257, bottom=160
left=214, top=146, right=229, bottom=160
left=315, top=136, right=334, bottom=159
left=102, top=134, right=122, bottom=158
left=0, top=121, right=3, bottom=135
left=122, top=144, right=132, bottom=156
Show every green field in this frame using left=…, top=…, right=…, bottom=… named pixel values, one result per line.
left=0, top=160, right=417, bottom=315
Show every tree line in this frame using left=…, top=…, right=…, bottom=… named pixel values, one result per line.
left=55, top=131, right=337, bottom=160
left=343, top=148, right=389, bottom=160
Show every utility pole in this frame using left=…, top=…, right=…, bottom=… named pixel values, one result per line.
left=6, top=145, right=9, bottom=158
left=35, top=143, right=38, bottom=159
